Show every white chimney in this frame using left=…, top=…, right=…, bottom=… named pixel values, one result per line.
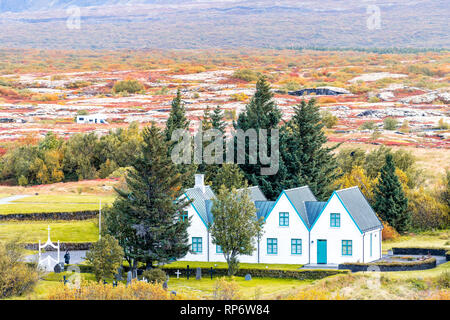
left=195, top=174, right=205, bottom=194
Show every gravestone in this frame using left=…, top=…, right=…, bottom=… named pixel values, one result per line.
left=209, top=267, right=214, bottom=280
left=115, top=267, right=123, bottom=281
left=54, top=262, right=62, bottom=273
left=170, top=291, right=177, bottom=296
left=162, top=279, right=168, bottom=290
left=175, top=270, right=181, bottom=279
left=245, top=274, right=252, bottom=281
left=196, top=267, right=202, bottom=280
left=113, top=281, right=118, bottom=288
left=127, top=271, right=132, bottom=286
left=186, top=265, right=190, bottom=280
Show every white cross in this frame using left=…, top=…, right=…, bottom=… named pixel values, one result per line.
left=175, top=270, right=181, bottom=279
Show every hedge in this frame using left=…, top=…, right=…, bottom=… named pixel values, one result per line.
left=68, top=264, right=348, bottom=280
left=24, top=242, right=93, bottom=251
left=0, top=211, right=98, bottom=221
left=392, top=247, right=447, bottom=256
left=339, top=257, right=436, bottom=272
left=163, top=267, right=347, bottom=280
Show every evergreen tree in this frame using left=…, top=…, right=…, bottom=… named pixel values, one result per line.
left=105, top=125, right=191, bottom=271
left=233, top=77, right=286, bottom=200
left=280, top=99, right=340, bottom=200
left=164, top=89, right=196, bottom=188
left=373, top=154, right=410, bottom=233
left=235, top=77, right=281, bottom=131
left=211, top=163, right=246, bottom=193
left=210, top=105, right=227, bottom=133
left=164, top=89, right=189, bottom=142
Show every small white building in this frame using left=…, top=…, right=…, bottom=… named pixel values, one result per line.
left=179, top=175, right=383, bottom=265
left=76, top=114, right=108, bottom=124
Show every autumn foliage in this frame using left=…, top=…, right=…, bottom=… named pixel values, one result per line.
left=47, top=280, right=187, bottom=300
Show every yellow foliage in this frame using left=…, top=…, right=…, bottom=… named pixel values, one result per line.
left=381, top=221, right=399, bottom=240
left=334, top=166, right=376, bottom=202
left=213, top=277, right=242, bottom=300
left=48, top=280, right=187, bottom=300
left=288, top=288, right=345, bottom=300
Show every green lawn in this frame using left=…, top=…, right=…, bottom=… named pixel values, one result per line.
left=163, top=261, right=304, bottom=271
left=382, top=230, right=449, bottom=253
left=0, top=220, right=99, bottom=243
left=0, top=195, right=115, bottom=214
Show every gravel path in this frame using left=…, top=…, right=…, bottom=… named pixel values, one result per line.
left=0, top=195, right=32, bottom=204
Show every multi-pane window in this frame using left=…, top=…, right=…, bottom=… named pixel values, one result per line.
left=216, top=245, right=223, bottom=254
left=279, top=212, right=289, bottom=226
left=330, top=213, right=340, bottom=227
left=342, top=240, right=352, bottom=256
left=267, top=238, right=278, bottom=254
left=291, top=239, right=302, bottom=255
left=180, top=211, right=188, bottom=222
left=192, top=237, right=202, bottom=253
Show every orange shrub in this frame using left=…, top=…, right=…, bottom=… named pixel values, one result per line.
left=317, top=97, right=337, bottom=104
left=381, top=221, right=399, bottom=240
left=48, top=280, right=188, bottom=300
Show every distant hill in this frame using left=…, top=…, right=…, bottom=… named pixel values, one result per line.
left=0, top=0, right=448, bottom=49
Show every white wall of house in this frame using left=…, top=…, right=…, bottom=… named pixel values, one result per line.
left=310, top=194, right=363, bottom=264
left=179, top=203, right=209, bottom=262
left=259, top=193, right=310, bottom=265
left=362, top=229, right=382, bottom=263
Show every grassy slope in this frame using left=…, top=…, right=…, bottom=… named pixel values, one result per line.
left=382, top=230, right=449, bottom=253
left=0, top=194, right=115, bottom=214
left=0, top=220, right=99, bottom=243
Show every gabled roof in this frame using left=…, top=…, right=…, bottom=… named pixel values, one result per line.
left=305, top=201, right=327, bottom=227
left=184, top=186, right=215, bottom=227
left=335, top=187, right=383, bottom=232
left=186, top=185, right=266, bottom=228
left=283, top=186, right=317, bottom=228
left=237, top=186, right=267, bottom=202
left=254, top=201, right=276, bottom=220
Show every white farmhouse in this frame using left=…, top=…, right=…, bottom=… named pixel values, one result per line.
left=76, top=114, right=108, bottom=124
left=178, top=174, right=383, bottom=265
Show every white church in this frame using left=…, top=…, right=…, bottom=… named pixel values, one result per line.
left=179, top=174, right=383, bottom=265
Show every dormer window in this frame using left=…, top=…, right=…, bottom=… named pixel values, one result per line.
left=330, top=213, right=340, bottom=227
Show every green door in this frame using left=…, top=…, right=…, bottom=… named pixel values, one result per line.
left=317, top=240, right=327, bottom=264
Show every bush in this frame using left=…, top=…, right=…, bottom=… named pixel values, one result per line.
left=85, top=235, right=124, bottom=282
left=112, top=80, right=144, bottom=94
left=435, top=271, right=450, bottom=289
left=232, top=69, right=260, bottom=82
left=0, top=240, right=40, bottom=298
left=47, top=280, right=185, bottom=300
left=382, top=221, right=399, bottom=240
left=213, top=277, right=242, bottom=300
left=383, top=117, right=398, bottom=130
left=288, top=288, right=345, bottom=300
left=142, top=268, right=167, bottom=284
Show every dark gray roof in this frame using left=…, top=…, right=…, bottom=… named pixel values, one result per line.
left=336, top=187, right=383, bottom=232
left=184, top=186, right=215, bottom=226
left=255, top=201, right=276, bottom=220
left=186, top=185, right=266, bottom=228
left=237, top=186, right=267, bottom=201
left=284, top=186, right=317, bottom=228
left=305, top=201, right=327, bottom=227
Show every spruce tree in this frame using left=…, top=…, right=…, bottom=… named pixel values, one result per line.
left=233, top=77, right=286, bottom=200
left=373, top=153, right=410, bottom=233
left=210, top=105, right=227, bottom=133
left=105, top=125, right=191, bottom=270
left=164, top=89, right=190, bottom=142
left=164, top=89, right=196, bottom=188
left=280, top=99, right=340, bottom=201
